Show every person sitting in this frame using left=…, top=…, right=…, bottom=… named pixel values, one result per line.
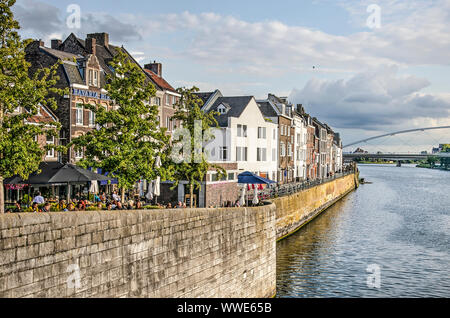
left=76, top=202, right=85, bottom=211
left=28, top=202, right=40, bottom=213
left=95, top=202, right=103, bottom=210
left=106, top=203, right=113, bottom=211
left=14, top=201, right=22, bottom=213
left=33, top=192, right=45, bottom=204
left=57, top=199, right=66, bottom=211
left=135, top=201, right=142, bottom=210
left=167, top=202, right=172, bottom=209
left=66, top=203, right=75, bottom=212
left=116, top=201, right=123, bottom=210
left=182, top=202, right=187, bottom=208
left=41, top=202, right=51, bottom=213
left=176, top=201, right=183, bottom=209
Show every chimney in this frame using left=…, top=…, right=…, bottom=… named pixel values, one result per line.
left=85, top=37, right=96, bottom=55
left=87, top=32, right=109, bottom=49
left=297, top=104, right=304, bottom=114
left=144, top=61, right=162, bottom=77
left=51, top=39, right=62, bottom=50
left=36, top=39, right=44, bottom=47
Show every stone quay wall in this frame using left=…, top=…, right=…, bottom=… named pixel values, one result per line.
left=0, top=205, right=276, bottom=298
left=273, top=173, right=358, bottom=240
left=0, top=173, right=358, bottom=298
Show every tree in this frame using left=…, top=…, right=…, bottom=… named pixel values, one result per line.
left=170, top=87, right=225, bottom=208
left=70, top=49, right=170, bottom=202
left=427, top=156, right=437, bottom=168
left=0, top=0, right=64, bottom=214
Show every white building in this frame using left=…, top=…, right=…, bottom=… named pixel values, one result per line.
left=293, top=108, right=307, bottom=181
left=203, top=95, right=279, bottom=182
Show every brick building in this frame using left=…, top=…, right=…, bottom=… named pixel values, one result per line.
left=25, top=32, right=180, bottom=163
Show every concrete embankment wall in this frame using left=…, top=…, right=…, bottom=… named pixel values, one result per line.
left=0, top=205, right=276, bottom=298
left=274, top=173, right=358, bottom=240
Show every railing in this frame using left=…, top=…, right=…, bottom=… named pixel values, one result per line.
left=247, top=169, right=356, bottom=201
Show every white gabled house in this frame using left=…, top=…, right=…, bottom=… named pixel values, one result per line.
left=203, top=95, right=278, bottom=182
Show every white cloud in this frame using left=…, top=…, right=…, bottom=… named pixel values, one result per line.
left=289, top=65, right=450, bottom=133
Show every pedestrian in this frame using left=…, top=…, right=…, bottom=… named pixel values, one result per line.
left=112, top=190, right=120, bottom=202
left=33, top=192, right=45, bottom=204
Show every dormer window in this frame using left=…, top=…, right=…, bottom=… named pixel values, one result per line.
left=217, top=104, right=227, bottom=114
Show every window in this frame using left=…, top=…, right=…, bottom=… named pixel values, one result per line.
left=297, top=134, right=301, bottom=145
left=236, top=147, right=248, bottom=161
left=75, top=104, right=83, bottom=125
left=154, top=97, right=161, bottom=106
left=89, top=110, right=95, bottom=126
left=272, top=148, right=276, bottom=161
left=46, top=135, right=55, bottom=158
left=88, top=70, right=93, bottom=86
left=75, top=148, right=83, bottom=159
left=273, top=129, right=276, bottom=140
left=237, top=124, right=247, bottom=137
left=219, top=147, right=228, bottom=160
left=257, top=148, right=267, bottom=162
left=228, top=173, right=235, bottom=181
left=258, top=127, right=266, bottom=139
left=288, top=143, right=292, bottom=157
left=93, top=71, right=98, bottom=87
left=165, top=95, right=171, bottom=106
left=280, top=142, right=286, bottom=157
left=166, top=117, right=171, bottom=131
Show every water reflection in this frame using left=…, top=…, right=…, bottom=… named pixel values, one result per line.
left=276, top=164, right=450, bottom=298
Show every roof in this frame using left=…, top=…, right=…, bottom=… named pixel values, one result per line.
left=40, top=46, right=81, bottom=61
left=144, top=69, right=177, bottom=93
left=25, top=105, right=58, bottom=125
left=257, top=101, right=278, bottom=118
left=209, top=96, right=254, bottom=127
left=196, top=92, right=215, bottom=105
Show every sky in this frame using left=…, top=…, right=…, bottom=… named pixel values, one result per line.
left=11, top=0, right=450, bottom=152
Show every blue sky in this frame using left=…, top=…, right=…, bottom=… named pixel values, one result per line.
left=12, top=0, right=450, bottom=152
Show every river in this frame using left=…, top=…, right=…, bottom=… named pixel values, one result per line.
left=276, top=164, right=450, bottom=297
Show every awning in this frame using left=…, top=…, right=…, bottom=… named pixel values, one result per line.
left=238, top=171, right=276, bottom=185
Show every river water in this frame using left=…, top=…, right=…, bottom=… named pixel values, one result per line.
left=276, top=164, right=450, bottom=297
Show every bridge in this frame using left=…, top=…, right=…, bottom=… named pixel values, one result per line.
left=343, top=152, right=450, bottom=161
left=343, top=126, right=450, bottom=162
left=343, top=126, right=450, bottom=148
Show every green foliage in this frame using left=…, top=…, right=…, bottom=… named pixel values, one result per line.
left=0, top=0, right=65, bottom=213
left=170, top=87, right=226, bottom=205
left=70, top=49, right=170, bottom=192
left=427, top=156, right=438, bottom=167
